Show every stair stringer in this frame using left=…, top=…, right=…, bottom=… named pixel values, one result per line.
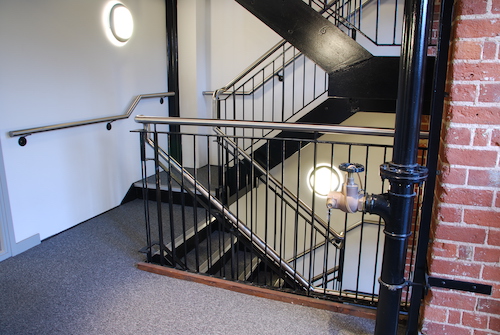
left=235, top=0, right=373, bottom=73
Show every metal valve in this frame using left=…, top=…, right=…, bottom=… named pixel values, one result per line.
left=326, top=162, right=365, bottom=213
left=339, top=162, right=365, bottom=174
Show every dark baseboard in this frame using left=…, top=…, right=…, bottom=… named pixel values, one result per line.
left=137, top=262, right=389, bottom=321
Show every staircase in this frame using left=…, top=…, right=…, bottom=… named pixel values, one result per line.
left=214, top=0, right=435, bottom=197
left=130, top=0, right=432, bottom=311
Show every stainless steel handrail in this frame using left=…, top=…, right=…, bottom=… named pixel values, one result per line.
left=204, top=43, right=301, bottom=97
left=212, top=40, right=287, bottom=100
left=134, top=116, right=430, bottom=138
left=9, top=92, right=175, bottom=138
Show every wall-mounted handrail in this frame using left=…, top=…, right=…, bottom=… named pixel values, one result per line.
left=9, top=92, right=175, bottom=138
left=212, top=40, right=287, bottom=100
left=134, top=116, right=429, bottom=139
left=204, top=43, right=300, bottom=97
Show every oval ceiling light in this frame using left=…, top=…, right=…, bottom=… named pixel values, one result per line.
left=103, top=2, right=134, bottom=46
left=308, top=164, right=343, bottom=197
left=110, top=3, right=133, bottom=42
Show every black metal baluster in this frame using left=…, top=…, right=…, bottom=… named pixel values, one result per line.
left=178, top=131, right=188, bottom=266
left=308, top=137, right=319, bottom=293
left=140, top=129, right=152, bottom=263
left=192, top=135, right=200, bottom=272
left=166, top=132, right=178, bottom=268
left=293, top=141, right=302, bottom=277
left=153, top=126, right=165, bottom=266
left=263, top=137, right=271, bottom=285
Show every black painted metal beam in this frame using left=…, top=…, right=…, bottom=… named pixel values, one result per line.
left=235, top=0, right=372, bottom=73
left=166, top=0, right=182, bottom=162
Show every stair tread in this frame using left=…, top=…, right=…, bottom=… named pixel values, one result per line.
left=142, top=202, right=214, bottom=255
left=135, top=165, right=220, bottom=191
left=220, top=250, right=261, bottom=281
left=183, top=230, right=236, bottom=273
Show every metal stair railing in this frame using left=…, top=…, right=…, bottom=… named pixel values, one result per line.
left=209, top=0, right=404, bottom=154
left=211, top=41, right=328, bottom=143
left=143, top=133, right=313, bottom=291
left=289, top=219, right=383, bottom=286
left=308, top=0, right=403, bottom=46
left=136, top=116, right=429, bottom=305
left=213, top=127, right=343, bottom=247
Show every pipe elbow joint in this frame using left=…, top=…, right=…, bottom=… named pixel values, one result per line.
left=364, top=193, right=391, bottom=223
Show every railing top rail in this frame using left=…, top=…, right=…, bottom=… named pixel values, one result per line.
left=9, top=92, right=175, bottom=138
left=210, top=0, right=357, bottom=100
left=135, top=116, right=429, bottom=139
left=213, top=40, right=287, bottom=100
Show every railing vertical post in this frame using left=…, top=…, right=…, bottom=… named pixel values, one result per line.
left=140, top=127, right=152, bottom=263
left=166, top=132, right=177, bottom=267
left=372, top=0, right=432, bottom=333
left=154, top=126, right=165, bottom=266
left=213, top=93, right=221, bottom=119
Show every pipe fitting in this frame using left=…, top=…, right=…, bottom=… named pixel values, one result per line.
left=327, top=177, right=365, bottom=213
left=364, top=193, right=391, bottom=223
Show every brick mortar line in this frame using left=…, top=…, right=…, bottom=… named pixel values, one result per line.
left=440, top=184, right=500, bottom=192
left=448, top=98, right=496, bottom=107
left=444, top=123, right=499, bottom=131
left=454, top=37, right=500, bottom=41
left=456, top=13, right=500, bottom=20
left=443, top=143, right=499, bottom=148
left=435, top=208, right=496, bottom=223
left=441, top=174, right=500, bottom=188
left=432, top=254, right=500, bottom=264
left=433, top=236, right=499, bottom=247
left=423, top=319, right=498, bottom=333
left=446, top=122, right=500, bottom=129
left=446, top=142, right=500, bottom=149
left=430, top=306, right=500, bottom=316
left=432, top=237, right=500, bottom=249
left=450, top=59, right=500, bottom=64
left=449, top=81, right=500, bottom=85
left=440, top=163, right=498, bottom=170
left=436, top=201, right=500, bottom=211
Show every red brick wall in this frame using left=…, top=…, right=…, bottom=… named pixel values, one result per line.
left=421, top=0, right=500, bottom=333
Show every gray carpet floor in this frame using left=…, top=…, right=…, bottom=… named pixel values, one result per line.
left=0, top=199, right=385, bottom=335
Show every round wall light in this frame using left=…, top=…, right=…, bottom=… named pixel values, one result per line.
left=103, top=2, right=134, bottom=46
left=308, top=164, right=343, bottom=197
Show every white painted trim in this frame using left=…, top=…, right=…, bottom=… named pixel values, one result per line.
left=0, top=137, right=12, bottom=262
left=0, top=138, right=40, bottom=262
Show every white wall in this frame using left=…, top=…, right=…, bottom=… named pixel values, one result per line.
left=176, top=0, right=281, bottom=167
left=0, top=0, right=168, bottom=246
left=207, top=0, right=282, bottom=89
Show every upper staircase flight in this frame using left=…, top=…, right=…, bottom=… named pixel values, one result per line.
left=235, top=0, right=373, bottom=73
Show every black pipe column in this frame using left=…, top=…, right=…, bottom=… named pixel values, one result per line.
left=166, top=0, right=182, bottom=162
left=367, top=0, right=432, bottom=333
